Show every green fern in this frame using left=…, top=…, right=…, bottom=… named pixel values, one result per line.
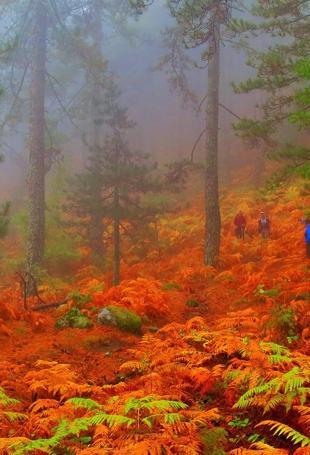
left=234, top=367, right=309, bottom=412
left=283, top=368, right=307, bottom=393
left=12, top=411, right=134, bottom=454
left=163, top=412, right=182, bottom=425
left=124, top=396, right=188, bottom=415
left=256, top=420, right=310, bottom=447
left=234, top=380, right=276, bottom=409
left=268, top=354, right=292, bottom=364
left=12, top=395, right=189, bottom=453
left=66, top=397, right=102, bottom=410
left=88, top=413, right=135, bottom=427
left=0, top=388, right=27, bottom=426
left=2, top=411, right=27, bottom=422
left=122, top=395, right=188, bottom=430
left=0, top=387, right=20, bottom=407
left=12, top=440, right=52, bottom=455
left=259, top=342, right=290, bottom=356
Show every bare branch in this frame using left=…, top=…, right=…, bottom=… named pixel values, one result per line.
left=190, top=127, right=206, bottom=163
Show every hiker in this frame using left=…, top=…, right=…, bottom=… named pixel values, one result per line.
left=258, top=211, right=271, bottom=239
left=305, top=218, right=310, bottom=258
left=234, top=210, right=247, bottom=239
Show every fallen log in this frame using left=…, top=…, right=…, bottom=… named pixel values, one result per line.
left=32, top=299, right=68, bottom=311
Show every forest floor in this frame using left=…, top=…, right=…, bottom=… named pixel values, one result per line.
left=0, top=181, right=309, bottom=455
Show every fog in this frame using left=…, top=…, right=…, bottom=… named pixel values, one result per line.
left=0, top=0, right=263, bottom=199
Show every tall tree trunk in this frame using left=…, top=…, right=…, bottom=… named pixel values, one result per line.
left=89, top=0, right=104, bottom=265
left=204, top=18, right=221, bottom=266
left=219, top=146, right=231, bottom=186
left=27, top=0, right=47, bottom=279
left=113, top=187, right=121, bottom=285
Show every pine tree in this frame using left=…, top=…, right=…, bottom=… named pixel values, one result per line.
left=162, top=1, right=239, bottom=266
left=57, top=0, right=146, bottom=266
left=231, top=0, right=310, bottom=178
left=85, top=0, right=107, bottom=266
left=0, top=0, right=78, bottom=287
left=102, top=132, right=160, bottom=285
left=67, top=66, right=163, bottom=284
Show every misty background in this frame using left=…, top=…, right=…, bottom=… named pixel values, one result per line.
left=0, top=0, right=262, bottom=201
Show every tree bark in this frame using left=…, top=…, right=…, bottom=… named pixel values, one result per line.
left=204, top=17, right=221, bottom=266
left=27, top=0, right=47, bottom=277
left=88, top=0, right=105, bottom=265
left=113, top=187, right=121, bottom=285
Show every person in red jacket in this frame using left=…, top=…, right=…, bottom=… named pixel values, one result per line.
left=234, top=210, right=247, bottom=239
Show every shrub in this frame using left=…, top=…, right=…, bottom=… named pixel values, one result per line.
left=68, top=291, right=92, bottom=307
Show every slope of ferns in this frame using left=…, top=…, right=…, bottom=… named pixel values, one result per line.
left=0, top=183, right=309, bottom=454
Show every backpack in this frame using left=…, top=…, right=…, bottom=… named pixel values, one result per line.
left=260, top=217, right=268, bottom=227
left=305, top=225, right=310, bottom=243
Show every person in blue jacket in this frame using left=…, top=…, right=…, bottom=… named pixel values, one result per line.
left=305, top=218, right=310, bottom=258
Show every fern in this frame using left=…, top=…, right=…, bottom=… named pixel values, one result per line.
left=139, top=412, right=182, bottom=428
left=250, top=441, right=288, bottom=453
left=163, top=412, right=182, bottom=425
left=234, top=367, right=309, bottom=412
left=0, top=388, right=27, bottom=424
left=64, top=416, right=94, bottom=434
left=259, top=342, right=290, bottom=356
left=88, top=413, right=135, bottom=427
left=9, top=421, right=73, bottom=455
left=0, top=387, right=20, bottom=407
left=234, top=380, right=276, bottom=409
left=256, top=420, right=310, bottom=447
left=138, top=399, right=188, bottom=412
left=268, top=354, right=292, bottom=364
left=12, top=439, right=52, bottom=455
left=295, top=406, right=310, bottom=428
left=12, top=411, right=135, bottom=454
left=66, top=397, right=102, bottom=410
left=201, top=427, right=227, bottom=455
left=2, top=411, right=27, bottom=422
left=294, top=405, right=310, bottom=416
left=124, top=396, right=188, bottom=415
left=141, top=416, right=153, bottom=428
left=262, top=394, right=285, bottom=413
left=283, top=368, right=306, bottom=393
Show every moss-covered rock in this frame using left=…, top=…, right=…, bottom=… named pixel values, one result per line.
left=55, top=307, right=92, bottom=329
left=97, top=306, right=142, bottom=334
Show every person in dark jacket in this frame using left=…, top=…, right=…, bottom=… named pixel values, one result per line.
left=258, top=212, right=271, bottom=239
left=305, top=218, right=310, bottom=258
left=234, top=210, right=247, bottom=239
